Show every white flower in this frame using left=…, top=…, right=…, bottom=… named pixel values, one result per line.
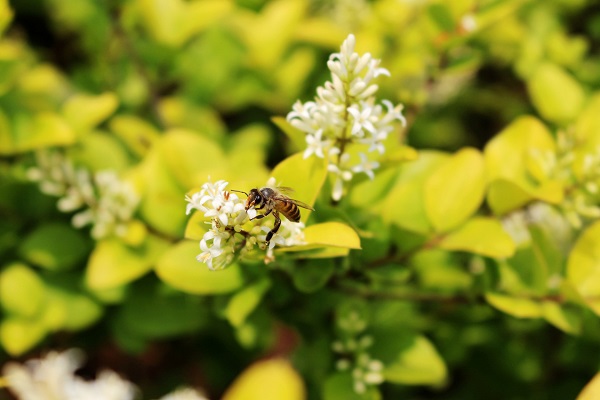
left=347, top=103, right=376, bottom=137
left=2, top=349, right=136, bottom=400
left=352, top=153, right=380, bottom=180
left=304, top=129, right=330, bottom=159
left=198, top=230, right=227, bottom=270
left=158, top=387, right=209, bottom=400
left=328, top=163, right=353, bottom=201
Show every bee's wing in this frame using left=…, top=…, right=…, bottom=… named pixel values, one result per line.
left=273, top=195, right=315, bottom=211
left=275, top=186, right=295, bottom=195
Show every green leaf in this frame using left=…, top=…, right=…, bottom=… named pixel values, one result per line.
left=382, top=151, right=448, bottom=234
left=0, top=263, right=46, bottom=317
left=427, top=3, right=455, bottom=32
left=62, top=92, right=118, bottom=133
left=373, top=332, right=447, bottom=385
left=485, top=292, right=543, bottom=318
left=85, top=235, right=170, bottom=290
left=19, top=223, right=90, bottom=270
left=155, top=240, right=244, bottom=295
left=225, top=278, right=271, bottom=327
left=291, top=259, right=335, bottom=293
left=439, top=217, right=515, bottom=258
left=271, top=152, right=328, bottom=222
left=272, top=116, right=306, bottom=153
left=411, top=250, right=472, bottom=291
left=323, top=372, right=381, bottom=400
left=113, top=282, right=207, bottom=339
left=527, top=62, right=586, bottom=125
left=424, top=148, right=485, bottom=232
left=567, top=220, right=600, bottom=315
left=222, top=358, right=306, bottom=400
left=0, top=316, right=47, bottom=356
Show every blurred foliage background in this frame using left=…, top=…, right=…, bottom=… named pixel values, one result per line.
left=2, top=0, right=600, bottom=399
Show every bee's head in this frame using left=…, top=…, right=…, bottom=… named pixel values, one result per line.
left=245, top=188, right=263, bottom=210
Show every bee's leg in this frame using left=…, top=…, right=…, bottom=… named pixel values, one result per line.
left=265, top=212, right=281, bottom=246
left=249, top=208, right=271, bottom=221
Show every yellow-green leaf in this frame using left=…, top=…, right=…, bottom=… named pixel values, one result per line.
left=0, top=317, right=47, bottom=356
left=382, top=151, right=448, bottom=234
left=424, top=148, right=485, bottom=232
left=0, top=0, right=13, bottom=35
left=160, top=128, right=227, bottom=189
left=439, top=217, right=515, bottom=258
left=487, top=179, right=535, bottom=215
left=70, top=131, right=131, bottom=172
left=109, top=115, right=160, bottom=157
left=567, top=220, right=600, bottom=315
left=222, top=358, right=306, bottom=400
left=541, top=301, right=581, bottom=335
left=0, top=111, right=75, bottom=155
left=485, top=292, right=543, bottom=318
left=527, top=62, right=586, bottom=125
left=303, top=222, right=361, bottom=249
left=484, top=116, right=562, bottom=214
left=155, top=241, right=244, bottom=295
left=85, top=235, right=169, bottom=290
left=42, top=286, right=103, bottom=331
left=577, top=373, right=600, bottom=400
left=137, top=147, right=188, bottom=237
left=575, top=92, right=600, bottom=150
left=62, top=92, right=118, bottom=133
left=0, top=263, right=46, bottom=318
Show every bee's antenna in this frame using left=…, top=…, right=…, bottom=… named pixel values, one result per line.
left=230, top=189, right=249, bottom=196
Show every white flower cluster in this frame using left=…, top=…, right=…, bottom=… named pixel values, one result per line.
left=287, top=34, right=406, bottom=201
left=527, top=131, right=600, bottom=228
left=1, top=349, right=208, bottom=400
left=27, top=151, right=139, bottom=240
left=185, top=179, right=306, bottom=270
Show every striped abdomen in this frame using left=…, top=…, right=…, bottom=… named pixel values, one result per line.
left=275, top=200, right=301, bottom=222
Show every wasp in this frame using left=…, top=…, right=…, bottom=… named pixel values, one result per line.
left=232, top=187, right=314, bottom=246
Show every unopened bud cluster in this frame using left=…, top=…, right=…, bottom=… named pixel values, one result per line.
left=287, top=34, right=406, bottom=201
left=27, top=151, right=139, bottom=240
left=333, top=309, right=384, bottom=394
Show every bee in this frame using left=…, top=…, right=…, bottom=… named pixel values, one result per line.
left=232, top=187, right=314, bottom=246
